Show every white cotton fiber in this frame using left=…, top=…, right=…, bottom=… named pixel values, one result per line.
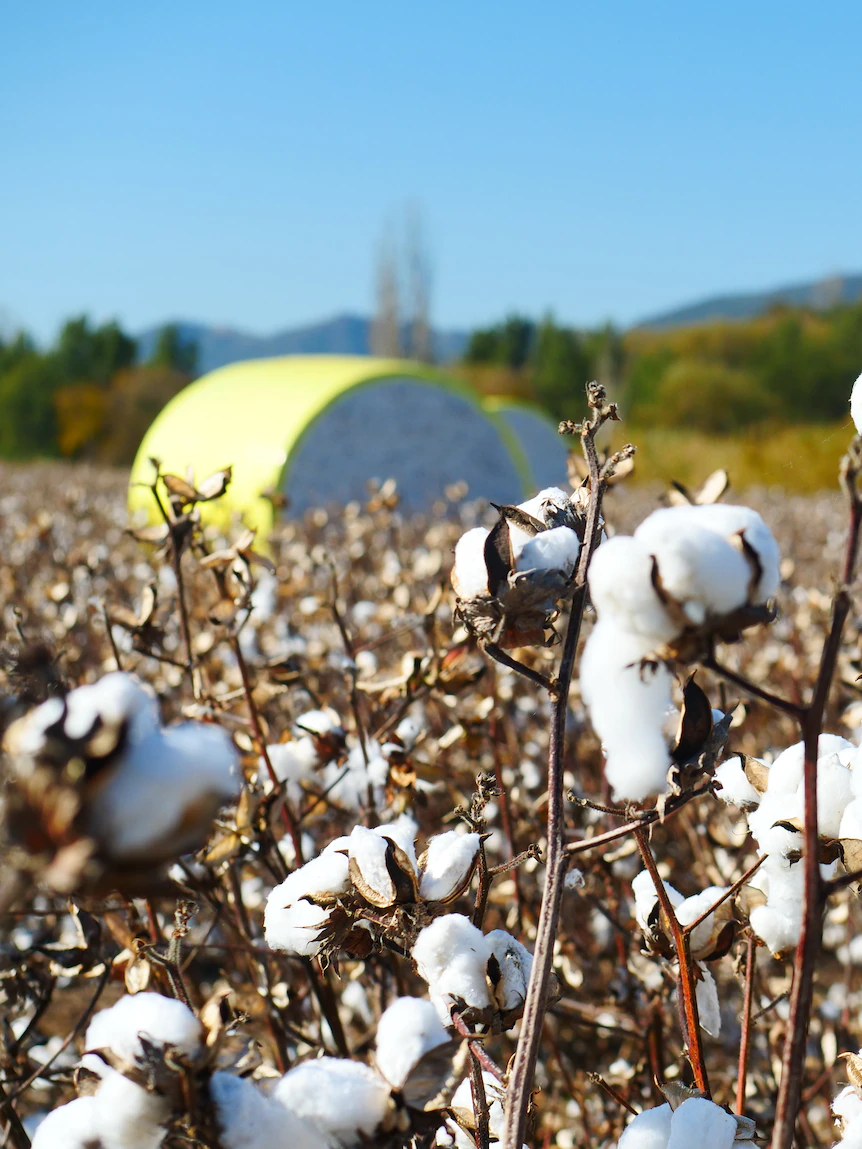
left=713, top=756, right=764, bottom=808
left=31, top=1097, right=99, bottom=1149
left=446, top=1072, right=509, bottom=1148
left=747, top=791, right=804, bottom=858
left=452, top=527, right=490, bottom=599
left=294, top=708, right=344, bottom=738
left=581, top=619, right=674, bottom=802
left=798, top=752, right=853, bottom=839
left=676, top=887, right=729, bottom=956
left=851, top=371, right=862, bottom=435
left=349, top=824, right=399, bottom=904
left=85, top=991, right=203, bottom=1064
left=634, top=512, right=752, bottom=623
left=766, top=735, right=853, bottom=796
left=515, top=525, right=580, bottom=576
left=268, top=850, right=350, bottom=907
left=618, top=1103, right=673, bottom=1149
left=412, top=914, right=492, bottom=1023
left=419, top=831, right=481, bottom=902
left=89, top=1068, right=169, bottom=1149
left=264, top=896, right=333, bottom=957
left=631, top=869, right=683, bottom=934
left=273, top=1057, right=391, bottom=1146
left=666, top=1096, right=737, bottom=1149
left=485, top=930, right=533, bottom=1013
left=210, top=1071, right=319, bottom=1149
left=587, top=536, right=678, bottom=643
left=834, top=1083, right=862, bottom=1149
left=750, top=894, right=802, bottom=956
left=840, top=798, right=862, bottom=843
left=375, top=997, right=451, bottom=1091
left=374, top=813, right=419, bottom=874
left=266, top=738, right=319, bottom=802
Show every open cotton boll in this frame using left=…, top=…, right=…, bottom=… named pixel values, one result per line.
left=446, top=1072, right=510, bottom=1149
left=268, top=849, right=351, bottom=907
left=515, top=525, right=580, bottom=576
left=375, top=997, right=451, bottom=1091
left=644, top=503, right=781, bottom=604
left=634, top=513, right=752, bottom=623
left=618, top=1103, right=673, bottom=1149
left=86, top=991, right=203, bottom=1065
left=839, top=798, right=862, bottom=843
left=86, top=719, right=239, bottom=860
left=273, top=1057, right=391, bottom=1147
left=713, top=756, right=764, bottom=808
left=485, top=930, right=533, bottom=1014
left=419, top=831, right=481, bottom=902
left=89, top=1068, right=170, bottom=1149
left=210, top=1071, right=320, bottom=1149
left=766, top=735, right=854, bottom=795
left=750, top=893, right=803, bottom=955
left=747, top=791, right=804, bottom=857
left=694, top=964, right=721, bottom=1036
left=264, top=896, right=334, bottom=957
left=631, top=869, right=684, bottom=933
left=412, top=914, right=493, bottom=1022
left=349, top=824, right=407, bottom=907
left=676, top=887, right=730, bottom=956
left=587, top=536, right=679, bottom=643
left=266, top=738, right=319, bottom=801
left=31, top=1097, right=99, bottom=1149
left=581, top=619, right=674, bottom=802
left=797, top=752, right=853, bottom=838
left=833, top=1084, right=862, bottom=1149
left=294, top=708, right=344, bottom=738
left=666, top=1096, right=737, bottom=1149
left=61, top=672, right=160, bottom=744
left=451, top=527, right=490, bottom=599
left=322, top=743, right=389, bottom=810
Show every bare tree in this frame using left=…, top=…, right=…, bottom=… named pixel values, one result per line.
left=405, top=203, right=433, bottom=363
left=370, top=220, right=402, bottom=358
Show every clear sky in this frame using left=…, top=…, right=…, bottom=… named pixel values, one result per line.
left=3, top=1, right=861, bottom=343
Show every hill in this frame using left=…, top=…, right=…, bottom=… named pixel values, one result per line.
left=135, top=314, right=469, bottom=373
left=637, top=272, right=862, bottom=329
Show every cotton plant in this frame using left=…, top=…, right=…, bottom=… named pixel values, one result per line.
left=2, top=671, right=239, bottom=892
left=581, top=502, right=780, bottom=801
left=714, top=735, right=860, bottom=954
left=265, top=814, right=483, bottom=960
left=451, top=486, right=584, bottom=649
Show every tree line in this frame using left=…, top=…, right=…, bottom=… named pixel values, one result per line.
left=462, top=301, right=862, bottom=431
left=0, top=320, right=197, bottom=463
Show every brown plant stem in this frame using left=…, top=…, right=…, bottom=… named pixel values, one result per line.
left=470, top=1053, right=492, bottom=1149
left=635, top=829, right=710, bottom=1095
left=501, top=385, right=613, bottom=1149
left=771, top=440, right=862, bottom=1149
left=736, top=934, right=757, bottom=1115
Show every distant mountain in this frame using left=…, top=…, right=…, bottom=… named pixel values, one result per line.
left=637, top=273, right=862, bottom=330
left=136, top=313, right=469, bottom=374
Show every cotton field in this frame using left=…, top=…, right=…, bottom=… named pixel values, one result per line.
left=5, top=385, right=862, bottom=1149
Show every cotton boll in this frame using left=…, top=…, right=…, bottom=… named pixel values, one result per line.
left=86, top=718, right=239, bottom=861
left=840, top=798, right=862, bottom=842
left=631, top=869, right=684, bottom=934
left=294, top=708, right=344, bottom=739
left=419, top=831, right=482, bottom=903
left=587, top=536, right=679, bottom=643
left=323, top=743, right=389, bottom=810
left=273, top=1057, right=391, bottom=1146
left=515, top=525, right=580, bottom=577
left=485, top=930, right=533, bottom=1015
left=267, top=850, right=350, bottom=907
left=634, top=513, right=751, bottom=622
left=31, top=1097, right=99, bottom=1149
left=412, top=914, right=493, bottom=1023
left=446, top=1073, right=509, bottom=1149
left=266, top=738, right=319, bottom=802
left=210, top=1071, right=319, bottom=1149
left=63, top=671, right=160, bottom=744
left=750, top=896, right=802, bottom=956
left=86, top=992, right=203, bottom=1065
left=799, top=752, right=853, bottom=838
left=90, top=1067, right=170, bottom=1149
left=833, top=1083, right=862, bottom=1149
left=713, top=756, right=764, bottom=808
left=618, top=1103, right=673, bottom=1149
left=747, top=791, right=804, bottom=858
left=375, top=997, right=451, bottom=1091
left=451, top=528, right=490, bottom=599
left=694, top=964, right=721, bottom=1036
left=767, top=736, right=853, bottom=796
left=676, top=887, right=730, bottom=957
left=581, top=620, right=674, bottom=802
left=264, top=896, right=334, bottom=957
left=666, top=1096, right=737, bottom=1149
left=851, top=371, right=862, bottom=435
left=349, top=824, right=417, bottom=908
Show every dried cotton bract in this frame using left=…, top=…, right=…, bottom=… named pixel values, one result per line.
left=582, top=503, right=780, bottom=801
left=451, top=486, right=584, bottom=648
left=2, top=671, right=239, bottom=891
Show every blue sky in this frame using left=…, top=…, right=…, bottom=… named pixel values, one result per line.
left=3, top=1, right=861, bottom=342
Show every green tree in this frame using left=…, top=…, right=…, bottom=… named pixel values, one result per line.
left=531, top=315, right=591, bottom=421
left=0, top=353, right=61, bottom=457
left=148, top=324, right=198, bottom=375
left=54, top=316, right=137, bottom=386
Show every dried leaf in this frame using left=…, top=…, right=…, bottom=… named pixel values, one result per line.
left=671, top=673, right=713, bottom=765
left=742, top=755, right=770, bottom=794
left=162, top=474, right=199, bottom=503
